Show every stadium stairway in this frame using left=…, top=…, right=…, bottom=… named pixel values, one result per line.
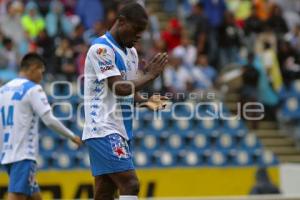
left=224, top=92, right=300, bottom=163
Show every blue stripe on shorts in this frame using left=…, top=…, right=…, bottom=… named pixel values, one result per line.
left=85, top=133, right=135, bottom=176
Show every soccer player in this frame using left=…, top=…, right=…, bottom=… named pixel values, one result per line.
left=0, top=53, right=82, bottom=200
left=82, top=2, right=168, bottom=200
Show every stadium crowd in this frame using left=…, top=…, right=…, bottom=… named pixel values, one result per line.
left=0, top=0, right=300, bottom=121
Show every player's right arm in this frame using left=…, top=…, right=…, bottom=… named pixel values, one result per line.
left=107, top=53, right=168, bottom=96
left=89, top=44, right=168, bottom=96
left=28, top=85, right=82, bottom=146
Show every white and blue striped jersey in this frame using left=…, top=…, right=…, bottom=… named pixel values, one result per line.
left=82, top=32, right=139, bottom=141
left=0, top=78, right=51, bottom=164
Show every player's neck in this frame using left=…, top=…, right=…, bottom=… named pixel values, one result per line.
left=109, top=27, right=126, bottom=50
left=19, top=72, right=35, bottom=83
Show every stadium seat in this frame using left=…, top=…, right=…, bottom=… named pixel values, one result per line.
left=179, top=150, right=201, bottom=166
left=255, top=149, right=279, bottom=166
left=172, top=101, right=195, bottom=119
left=240, top=133, right=261, bottom=150
left=207, top=150, right=228, bottom=166
left=40, top=135, right=57, bottom=152
left=171, top=119, right=193, bottom=131
left=155, top=150, right=176, bottom=167
left=166, top=133, right=184, bottom=150
left=216, top=134, right=235, bottom=150
left=134, top=151, right=151, bottom=167
left=52, top=152, right=75, bottom=169
left=149, top=118, right=168, bottom=131
left=279, top=97, right=300, bottom=120
left=221, top=118, right=247, bottom=137
left=141, top=132, right=159, bottom=151
left=231, top=150, right=253, bottom=166
left=191, top=132, right=209, bottom=150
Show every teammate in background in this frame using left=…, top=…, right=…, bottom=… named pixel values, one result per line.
left=83, top=2, right=168, bottom=200
left=0, top=53, right=82, bottom=200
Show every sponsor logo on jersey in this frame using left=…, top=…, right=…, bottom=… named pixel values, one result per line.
left=98, top=60, right=114, bottom=73
left=98, top=60, right=112, bottom=66
left=96, top=47, right=107, bottom=56
left=100, top=65, right=114, bottom=73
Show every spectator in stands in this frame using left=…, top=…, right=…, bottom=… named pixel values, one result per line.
left=218, top=11, right=241, bottom=68
left=253, top=0, right=271, bottom=22
left=0, top=37, right=19, bottom=72
left=250, top=167, right=280, bottom=195
left=76, top=43, right=88, bottom=76
left=226, top=0, right=252, bottom=28
left=21, top=1, right=45, bottom=39
left=267, top=4, right=289, bottom=38
left=286, top=24, right=300, bottom=53
left=261, top=41, right=283, bottom=92
left=54, top=37, right=76, bottom=81
left=240, top=53, right=260, bottom=128
left=70, top=23, right=85, bottom=55
left=76, top=0, right=104, bottom=29
left=46, top=0, right=74, bottom=38
left=83, top=21, right=105, bottom=45
left=141, top=7, right=160, bottom=50
left=0, top=1, right=24, bottom=49
left=277, top=40, right=300, bottom=86
left=203, top=0, right=227, bottom=65
left=0, top=36, right=18, bottom=83
left=255, top=24, right=277, bottom=55
left=162, top=0, right=178, bottom=15
left=192, top=53, right=217, bottom=90
left=186, top=2, right=209, bottom=54
left=203, top=0, right=227, bottom=29
left=161, top=18, right=182, bottom=52
left=163, top=51, right=192, bottom=97
left=18, top=31, right=37, bottom=56
left=147, top=7, right=160, bottom=41
left=244, top=6, right=263, bottom=52
left=172, top=32, right=197, bottom=67
left=36, top=30, right=55, bottom=74
left=251, top=45, right=280, bottom=120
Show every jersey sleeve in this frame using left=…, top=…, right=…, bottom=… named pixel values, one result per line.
left=87, top=44, right=121, bottom=81
left=28, top=85, right=51, bottom=117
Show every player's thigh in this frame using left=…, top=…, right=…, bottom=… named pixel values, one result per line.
left=27, top=192, right=42, bottom=200
left=94, top=174, right=117, bottom=200
left=7, top=193, right=27, bottom=200
left=108, top=169, right=140, bottom=194
left=5, top=160, right=40, bottom=198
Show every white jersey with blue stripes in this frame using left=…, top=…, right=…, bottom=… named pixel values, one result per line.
left=0, top=78, right=51, bottom=164
left=82, top=32, right=139, bottom=141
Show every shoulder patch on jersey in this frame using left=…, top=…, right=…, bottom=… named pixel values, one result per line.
left=96, top=47, right=107, bottom=56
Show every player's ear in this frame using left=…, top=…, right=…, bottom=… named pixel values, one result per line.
left=118, top=15, right=127, bottom=26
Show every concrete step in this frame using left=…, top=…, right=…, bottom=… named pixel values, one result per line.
left=257, top=121, right=278, bottom=129
left=251, top=129, right=287, bottom=138
left=266, top=146, right=300, bottom=155
left=278, top=155, right=300, bottom=163
left=260, top=138, right=295, bottom=146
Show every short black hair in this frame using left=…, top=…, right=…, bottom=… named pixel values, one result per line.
left=2, top=37, right=12, bottom=46
left=20, top=53, right=45, bottom=71
left=118, top=2, right=148, bottom=24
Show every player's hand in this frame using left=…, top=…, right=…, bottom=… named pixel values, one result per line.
left=71, top=136, right=83, bottom=147
left=142, top=95, right=169, bottom=111
left=144, top=53, right=168, bottom=78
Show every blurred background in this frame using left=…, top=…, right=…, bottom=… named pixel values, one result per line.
left=1, top=0, right=300, bottom=199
